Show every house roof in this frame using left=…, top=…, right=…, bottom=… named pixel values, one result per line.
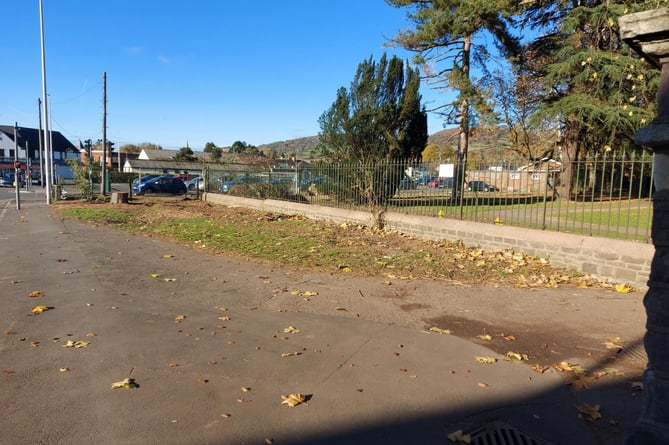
left=0, top=125, right=77, bottom=153
left=139, top=149, right=213, bottom=162
left=123, top=159, right=255, bottom=173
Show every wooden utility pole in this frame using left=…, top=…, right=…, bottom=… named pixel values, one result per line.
left=101, top=72, right=107, bottom=195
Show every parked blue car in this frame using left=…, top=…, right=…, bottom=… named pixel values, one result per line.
left=133, top=175, right=187, bottom=195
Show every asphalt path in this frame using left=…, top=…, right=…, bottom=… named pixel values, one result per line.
left=0, top=188, right=646, bottom=445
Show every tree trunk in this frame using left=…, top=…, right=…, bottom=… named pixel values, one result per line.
left=559, top=118, right=579, bottom=199
left=453, top=35, right=471, bottom=205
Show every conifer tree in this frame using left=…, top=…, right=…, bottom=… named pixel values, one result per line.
left=521, top=0, right=662, bottom=197
left=387, top=0, right=520, bottom=199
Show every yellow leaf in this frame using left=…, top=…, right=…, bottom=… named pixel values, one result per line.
left=477, top=334, right=493, bottom=341
left=241, top=386, right=251, bottom=392
left=162, top=254, right=174, bottom=258
left=62, top=340, right=90, bottom=348
left=283, top=326, right=300, bottom=334
left=576, top=403, right=602, bottom=421
left=447, top=429, right=472, bottom=443
left=281, top=393, right=307, bottom=407
left=505, top=351, right=529, bottom=362
left=475, top=356, right=498, bottom=364
left=478, top=382, right=489, bottom=387
left=28, top=290, right=45, bottom=298
left=111, top=377, right=138, bottom=389
left=429, top=326, right=453, bottom=335
left=174, top=315, right=186, bottom=322
left=31, top=305, right=50, bottom=314
left=150, top=273, right=160, bottom=278
left=615, top=283, right=632, bottom=293
left=532, top=364, right=549, bottom=373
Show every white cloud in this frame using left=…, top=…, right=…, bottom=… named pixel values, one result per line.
left=157, top=55, right=171, bottom=64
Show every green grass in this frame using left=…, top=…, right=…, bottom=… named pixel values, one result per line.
left=58, top=207, right=131, bottom=224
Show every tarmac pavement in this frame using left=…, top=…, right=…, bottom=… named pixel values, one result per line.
left=0, top=188, right=645, bottom=445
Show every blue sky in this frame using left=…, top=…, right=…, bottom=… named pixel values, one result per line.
left=2, top=1, right=450, bottom=150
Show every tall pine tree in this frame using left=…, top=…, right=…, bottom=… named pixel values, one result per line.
left=387, top=0, right=520, bottom=199
left=521, top=0, right=662, bottom=197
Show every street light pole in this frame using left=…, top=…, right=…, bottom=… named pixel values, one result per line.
left=14, top=123, right=21, bottom=210
left=38, top=0, right=52, bottom=204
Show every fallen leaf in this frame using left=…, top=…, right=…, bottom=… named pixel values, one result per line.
left=604, top=367, right=625, bottom=376
left=615, top=283, right=633, bottom=293
left=220, top=413, right=231, bottom=418
left=554, top=361, right=587, bottom=375
left=335, top=307, right=348, bottom=311
left=477, top=382, right=489, bottom=387
left=281, top=393, right=307, bottom=407
left=283, top=326, right=300, bottom=334
left=28, top=290, right=45, bottom=298
left=111, top=378, right=138, bottom=389
left=429, top=326, right=453, bottom=335
left=281, top=352, right=302, bottom=358
left=477, top=334, right=493, bottom=341
left=219, top=316, right=231, bottom=321
left=503, top=334, right=517, bottom=341
left=162, top=254, right=174, bottom=258
left=174, top=315, right=187, bottom=323
left=150, top=273, right=161, bottom=278
left=603, top=337, right=624, bottom=349
left=576, top=403, right=602, bottom=421
left=447, top=429, right=472, bottom=443
left=163, top=278, right=177, bottom=282
left=531, top=364, right=549, bottom=373
left=505, top=351, right=529, bottom=362
left=59, top=367, right=70, bottom=372
left=475, top=356, right=498, bottom=364
left=241, top=386, right=251, bottom=392
left=31, top=305, right=50, bottom=314
left=3, top=369, right=15, bottom=375
left=62, top=340, right=89, bottom=348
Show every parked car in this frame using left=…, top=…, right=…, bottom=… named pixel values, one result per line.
left=185, top=176, right=205, bottom=191
left=220, top=176, right=263, bottom=193
left=133, top=174, right=160, bottom=186
left=399, top=177, right=417, bottom=190
left=427, top=177, right=454, bottom=188
left=414, top=176, right=437, bottom=187
left=467, top=181, right=499, bottom=192
left=133, top=175, right=187, bottom=195
left=0, top=174, right=13, bottom=187
left=0, top=172, right=24, bottom=187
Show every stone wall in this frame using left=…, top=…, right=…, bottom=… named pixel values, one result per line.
left=203, top=192, right=653, bottom=288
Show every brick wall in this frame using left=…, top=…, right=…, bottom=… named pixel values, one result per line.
left=203, top=193, right=653, bottom=289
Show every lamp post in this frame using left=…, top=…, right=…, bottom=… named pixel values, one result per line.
left=38, top=0, right=52, bottom=204
left=620, top=8, right=669, bottom=444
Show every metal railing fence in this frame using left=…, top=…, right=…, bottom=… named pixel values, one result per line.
left=204, top=152, right=654, bottom=242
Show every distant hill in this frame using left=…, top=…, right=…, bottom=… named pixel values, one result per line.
left=258, top=136, right=321, bottom=159
left=258, top=127, right=511, bottom=159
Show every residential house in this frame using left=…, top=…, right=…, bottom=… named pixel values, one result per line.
left=0, top=125, right=78, bottom=177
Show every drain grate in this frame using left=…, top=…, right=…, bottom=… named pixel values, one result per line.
left=464, top=421, right=552, bottom=445
left=622, top=342, right=648, bottom=365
